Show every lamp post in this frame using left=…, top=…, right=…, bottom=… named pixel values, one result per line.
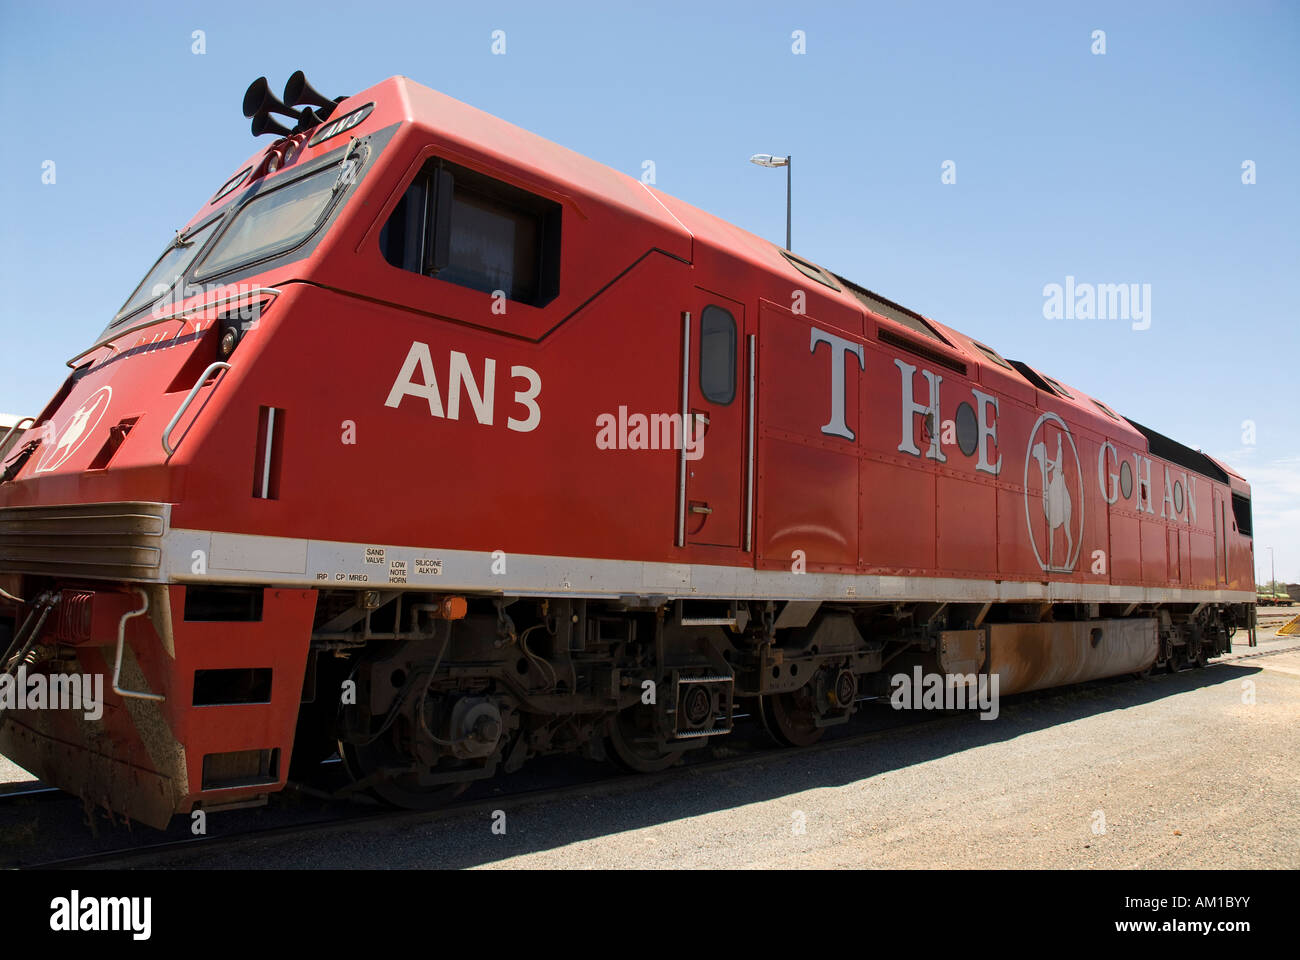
left=1267, top=545, right=1275, bottom=596
left=749, top=154, right=791, bottom=250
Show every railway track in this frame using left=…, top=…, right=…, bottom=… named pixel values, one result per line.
left=8, top=703, right=959, bottom=869
left=0, top=785, right=61, bottom=803
left=8, top=660, right=1255, bottom=869
left=1214, top=642, right=1300, bottom=665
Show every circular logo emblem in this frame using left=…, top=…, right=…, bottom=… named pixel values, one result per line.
left=1022, top=412, right=1085, bottom=573
left=35, top=385, right=112, bottom=474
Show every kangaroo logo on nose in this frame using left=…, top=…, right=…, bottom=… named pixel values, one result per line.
left=1022, top=412, right=1084, bottom=573
left=35, top=385, right=112, bottom=474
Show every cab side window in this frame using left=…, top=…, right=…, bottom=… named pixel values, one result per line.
left=699, top=305, right=736, bottom=405
left=380, top=157, right=561, bottom=307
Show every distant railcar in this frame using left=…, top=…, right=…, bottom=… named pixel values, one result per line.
left=0, top=75, right=1255, bottom=828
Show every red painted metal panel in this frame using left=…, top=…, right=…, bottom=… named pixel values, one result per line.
left=1190, top=531, right=1215, bottom=587
left=1141, top=520, right=1167, bottom=584
left=170, top=587, right=316, bottom=807
left=861, top=457, right=934, bottom=571
left=760, top=438, right=858, bottom=571
left=936, top=474, right=998, bottom=575
left=996, top=484, right=1039, bottom=576
left=1110, top=513, right=1142, bottom=584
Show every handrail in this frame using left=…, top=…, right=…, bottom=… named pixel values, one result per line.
left=67, top=286, right=282, bottom=368
left=744, top=334, right=756, bottom=553
left=114, top=589, right=164, bottom=701
left=677, top=312, right=691, bottom=548
left=0, top=417, right=35, bottom=455
left=162, top=362, right=230, bottom=456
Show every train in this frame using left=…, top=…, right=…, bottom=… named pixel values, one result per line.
left=0, top=73, right=1255, bottom=829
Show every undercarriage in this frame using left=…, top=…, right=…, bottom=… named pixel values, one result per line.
left=295, top=589, right=1250, bottom=805
left=0, top=576, right=1251, bottom=823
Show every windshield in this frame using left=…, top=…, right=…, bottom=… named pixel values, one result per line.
left=116, top=219, right=220, bottom=319
left=197, top=162, right=341, bottom=279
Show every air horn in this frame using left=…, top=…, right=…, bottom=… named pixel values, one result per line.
left=243, top=76, right=301, bottom=120
left=283, top=70, right=344, bottom=121
left=251, top=112, right=294, bottom=138
left=244, top=76, right=313, bottom=137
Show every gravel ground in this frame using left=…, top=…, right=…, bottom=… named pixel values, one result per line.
left=115, top=632, right=1300, bottom=870
left=6, top=626, right=1298, bottom=869
left=478, top=645, right=1299, bottom=870
left=0, top=754, right=34, bottom=787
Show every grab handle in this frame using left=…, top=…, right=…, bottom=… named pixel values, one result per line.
left=162, top=362, right=230, bottom=456
left=0, top=417, right=35, bottom=456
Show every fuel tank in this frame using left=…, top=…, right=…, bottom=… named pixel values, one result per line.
left=986, top=619, right=1158, bottom=695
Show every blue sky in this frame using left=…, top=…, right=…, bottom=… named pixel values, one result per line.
left=1, top=0, right=1296, bottom=580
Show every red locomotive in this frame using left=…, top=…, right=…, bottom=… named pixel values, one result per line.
left=0, top=74, right=1255, bottom=828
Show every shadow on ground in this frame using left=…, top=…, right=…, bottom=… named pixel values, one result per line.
left=195, top=661, right=1269, bottom=869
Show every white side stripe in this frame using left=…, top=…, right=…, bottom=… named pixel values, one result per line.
left=165, top=527, right=1255, bottom=606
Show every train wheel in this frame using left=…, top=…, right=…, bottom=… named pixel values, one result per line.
left=1190, top=643, right=1208, bottom=669
left=339, top=734, right=470, bottom=809
left=607, top=705, right=682, bottom=773
left=759, top=689, right=824, bottom=747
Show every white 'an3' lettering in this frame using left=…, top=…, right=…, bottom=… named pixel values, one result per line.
left=384, top=342, right=541, bottom=433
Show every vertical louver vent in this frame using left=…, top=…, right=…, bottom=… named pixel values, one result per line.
left=252, top=406, right=284, bottom=499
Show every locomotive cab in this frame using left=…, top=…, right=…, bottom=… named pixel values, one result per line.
left=0, top=79, right=410, bottom=826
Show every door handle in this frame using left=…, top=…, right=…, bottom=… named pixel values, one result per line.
left=690, top=504, right=713, bottom=515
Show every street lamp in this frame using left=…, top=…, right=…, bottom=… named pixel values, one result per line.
left=1267, top=545, right=1275, bottom=596
left=749, top=153, right=791, bottom=251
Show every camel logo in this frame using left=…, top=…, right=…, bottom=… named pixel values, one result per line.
left=35, top=386, right=112, bottom=474
left=1022, top=412, right=1085, bottom=573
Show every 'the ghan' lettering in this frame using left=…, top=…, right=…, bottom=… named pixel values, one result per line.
left=810, top=326, right=864, bottom=440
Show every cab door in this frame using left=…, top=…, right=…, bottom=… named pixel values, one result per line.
left=679, top=291, right=747, bottom=549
